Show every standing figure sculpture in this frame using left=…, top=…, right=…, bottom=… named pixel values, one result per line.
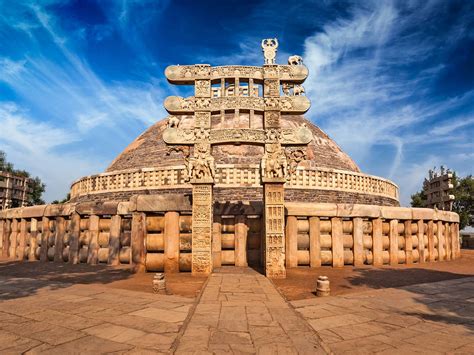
left=262, top=143, right=288, bottom=179
left=262, top=38, right=279, bottom=65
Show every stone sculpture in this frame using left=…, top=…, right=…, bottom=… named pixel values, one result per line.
left=293, top=85, right=305, bottom=96
left=262, top=143, right=288, bottom=179
left=288, top=55, right=303, bottom=65
left=262, top=38, right=279, bottom=65
left=167, top=116, right=180, bottom=128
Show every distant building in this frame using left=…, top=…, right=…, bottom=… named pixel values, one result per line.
left=423, top=166, right=455, bottom=211
left=0, top=171, right=32, bottom=210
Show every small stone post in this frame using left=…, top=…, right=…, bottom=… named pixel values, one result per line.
left=164, top=211, right=180, bottom=272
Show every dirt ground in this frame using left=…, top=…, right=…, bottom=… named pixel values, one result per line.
left=0, top=258, right=207, bottom=298
left=273, top=249, right=474, bottom=300
left=1, top=251, right=472, bottom=301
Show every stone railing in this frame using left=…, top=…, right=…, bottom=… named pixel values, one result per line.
left=284, top=203, right=460, bottom=267
left=0, top=195, right=193, bottom=273
left=0, top=198, right=460, bottom=273
left=70, top=165, right=399, bottom=200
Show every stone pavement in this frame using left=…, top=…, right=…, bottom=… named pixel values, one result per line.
left=0, top=277, right=194, bottom=354
left=1, top=267, right=473, bottom=354
left=175, top=267, right=327, bottom=354
left=292, top=276, right=474, bottom=354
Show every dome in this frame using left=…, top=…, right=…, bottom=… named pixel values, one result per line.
left=106, top=114, right=360, bottom=173
left=70, top=113, right=399, bottom=206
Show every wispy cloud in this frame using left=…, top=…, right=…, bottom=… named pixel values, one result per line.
left=302, top=0, right=474, bottom=204
left=0, top=0, right=168, bottom=201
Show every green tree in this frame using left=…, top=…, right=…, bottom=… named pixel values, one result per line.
left=452, top=174, right=473, bottom=230
left=410, top=190, right=427, bottom=207
left=0, top=150, right=46, bottom=206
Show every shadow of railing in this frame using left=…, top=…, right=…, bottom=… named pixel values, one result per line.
left=0, top=260, right=135, bottom=301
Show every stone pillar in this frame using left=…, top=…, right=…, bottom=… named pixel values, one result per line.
left=10, top=219, right=18, bottom=259
left=54, top=217, right=66, bottom=263
left=404, top=220, right=413, bottom=265
left=69, top=213, right=81, bottom=264
left=454, top=223, right=460, bottom=258
left=192, top=183, right=213, bottom=275
left=212, top=215, right=222, bottom=268
left=445, top=223, right=451, bottom=261
left=437, top=220, right=445, bottom=261
left=353, top=217, right=364, bottom=266
left=309, top=217, right=321, bottom=267
left=331, top=217, right=344, bottom=267
left=427, top=220, right=435, bottom=262
left=18, top=218, right=27, bottom=261
left=417, top=220, right=425, bottom=263
left=263, top=180, right=286, bottom=278
left=0, top=220, right=5, bottom=257
left=40, top=217, right=49, bottom=262
left=29, top=218, right=38, bottom=261
left=372, top=218, right=383, bottom=266
left=131, top=212, right=146, bottom=271
left=87, top=215, right=100, bottom=265
left=108, top=215, right=122, bottom=266
left=235, top=215, right=248, bottom=267
left=191, top=71, right=213, bottom=276
left=285, top=215, right=298, bottom=268
left=164, top=211, right=180, bottom=272
left=389, top=219, right=399, bottom=266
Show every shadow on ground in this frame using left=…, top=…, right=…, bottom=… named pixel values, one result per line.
left=346, top=268, right=474, bottom=331
left=0, top=260, right=135, bottom=301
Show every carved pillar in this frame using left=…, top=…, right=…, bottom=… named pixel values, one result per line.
left=192, top=68, right=214, bottom=276
left=262, top=64, right=286, bottom=278
left=192, top=183, right=213, bottom=275
left=263, top=180, right=286, bottom=278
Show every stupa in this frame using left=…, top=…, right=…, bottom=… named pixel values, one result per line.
left=0, top=40, right=460, bottom=278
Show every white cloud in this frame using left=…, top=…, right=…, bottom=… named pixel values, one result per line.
left=301, top=0, right=474, bottom=205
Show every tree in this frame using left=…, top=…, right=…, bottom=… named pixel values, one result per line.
left=410, top=190, right=427, bottom=208
left=452, top=174, right=474, bottom=230
left=0, top=150, right=46, bottom=206
left=411, top=171, right=473, bottom=230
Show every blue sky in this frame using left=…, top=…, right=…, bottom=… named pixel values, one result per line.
left=0, top=0, right=472, bottom=205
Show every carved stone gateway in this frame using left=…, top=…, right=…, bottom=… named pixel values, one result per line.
left=163, top=39, right=311, bottom=277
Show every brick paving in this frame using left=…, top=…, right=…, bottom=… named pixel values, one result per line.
left=292, top=276, right=474, bottom=354
left=175, top=267, right=327, bottom=354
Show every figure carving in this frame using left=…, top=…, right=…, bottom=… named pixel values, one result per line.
left=167, top=116, right=180, bottom=128
left=261, top=143, right=288, bottom=179
left=288, top=55, right=303, bottom=65
left=282, top=83, right=292, bottom=96
left=194, top=127, right=210, bottom=141
left=261, top=38, right=279, bottom=65
left=188, top=143, right=215, bottom=181
left=286, top=148, right=307, bottom=176
left=293, top=84, right=305, bottom=96
left=265, top=128, right=281, bottom=142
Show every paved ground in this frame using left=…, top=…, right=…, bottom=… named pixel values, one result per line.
left=0, top=280, right=194, bottom=354
left=292, top=276, right=474, bottom=354
left=0, top=258, right=473, bottom=354
left=175, top=267, right=327, bottom=354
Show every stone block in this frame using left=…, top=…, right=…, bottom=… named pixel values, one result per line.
left=130, top=194, right=191, bottom=212
left=411, top=208, right=434, bottom=220
left=380, top=207, right=412, bottom=220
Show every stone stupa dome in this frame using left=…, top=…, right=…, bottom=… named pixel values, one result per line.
left=70, top=113, right=399, bottom=206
